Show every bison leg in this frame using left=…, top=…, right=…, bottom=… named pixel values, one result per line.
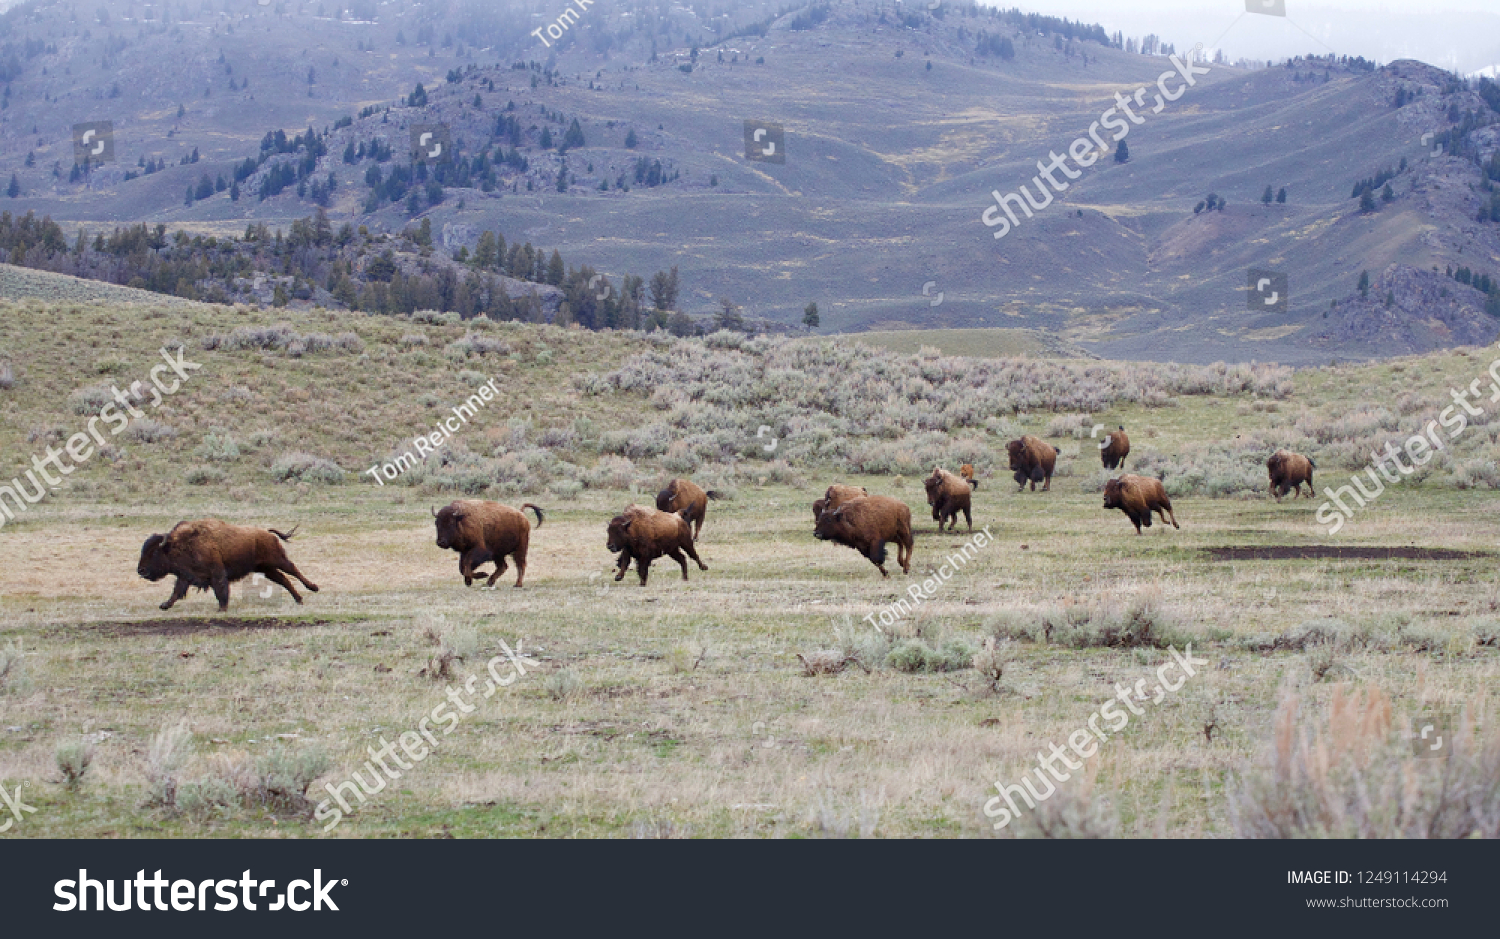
left=511, top=553, right=526, bottom=588
left=962, top=506, right=972, bottom=532
left=485, top=558, right=509, bottom=589
left=692, top=512, right=704, bottom=542
left=637, top=557, right=651, bottom=586
left=160, top=576, right=191, bottom=611
left=613, top=551, right=633, bottom=582
left=278, top=559, right=319, bottom=593
left=667, top=547, right=692, bottom=581
left=898, top=538, right=912, bottom=575
left=1164, top=505, right=1180, bottom=529
left=260, top=569, right=304, bottom=604
left=681, top=539, right=707, bottom=571
left=1042, top=473, right=1051, bottom=492
left=211, top=571, right=231, bottom=612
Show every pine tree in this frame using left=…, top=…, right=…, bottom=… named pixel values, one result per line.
left=5, top=173, right=17, bottom=198
left=1114, top=140, right=1129, bottom=163
left=1276, top=187, right=1287, bottom=204
left=546, top=249, right=565, bottom=286
left=803, top=302, right=819, bottom=328
left=625, top=128, right=638, bottom=148
left=1382, top=183, right=1395, bottom=204
left=1359, top=187, right=1376, bottom=213
left=1358, top=270, right=1370, bottom=298
left=1262, top=185, right=1274, bottom=205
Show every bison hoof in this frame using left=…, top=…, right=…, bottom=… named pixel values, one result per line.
left=159, top=602, right=172, bottom=611
left=307, top=584, right=319, bottom=592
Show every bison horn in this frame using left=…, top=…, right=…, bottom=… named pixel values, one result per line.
left=430, top=505, right=438, bottom=518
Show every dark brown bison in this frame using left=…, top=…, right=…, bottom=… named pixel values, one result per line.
left=433, top=500, right=544, bottom=588
left=1007, top=435, right=1060, bottom=492
left=137, top=519, right=319, bottom=611
left=655, top=477, right=723, bottom=541
left=1102, top=475, right=1180, bottom=535
left=606, top=504, right=707, bottom=585
left=1266, top=449, right=1316, bottom=501
left=813, top=495, right=914, bottom=578
left=925, top=466, right=973, bottom=532
left=1100, top=426, right=1130, bottom=471
left=812, top=484, right=868, bottom=519
left=960, top=464, right=978, bottom=490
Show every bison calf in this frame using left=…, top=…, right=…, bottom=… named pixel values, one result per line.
left=1007, top=435, right=1060, bottom=492
left=812, top=484, right=868, bottom=519
left=1100, top=426, right=1130, bottom=471
left=1266, top=449, right=1316, bottom=501
left=137, top=519, right=319, bottom=612
left=925, top=466, right=973, bottom=532
left=1102, top=475, right=1180, bottom=535
left=433, top=500, right=544, bottom=588
left=960, top=464, right=978, bottom=490
left=607, top=504, right=707, bottom=585
left=814, top=495, right=913, bottom=578
left=655, top=477, right=723, bottom=541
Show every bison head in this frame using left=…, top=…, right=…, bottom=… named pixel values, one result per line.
left=1102, top=479, right=1125, bottom=510
left=813, top=505, right=847, bottom=542
left=654, top=480, right=680, bottom=513
left=433, top=503, right=466, bottom=551
left=605, top=514, right=632, bottom=553
left=924, top=473, right=943, bottom=506
left=137, top=533, right=172, bottom=581
left=1006, top=439, right=1026, bottom=469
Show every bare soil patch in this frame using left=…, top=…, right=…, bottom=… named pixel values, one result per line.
left=81, top=618, right=338, bottom=638
left=1204, top=545, right=1487, bottom=562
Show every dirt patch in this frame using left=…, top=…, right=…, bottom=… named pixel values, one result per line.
left=84, top=618, right=336, bottom=638
left=1205, top=546, right=1487, bottom=562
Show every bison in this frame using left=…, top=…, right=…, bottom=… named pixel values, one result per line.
left=137, top=519, right=319, bottom=611
left=1266, top=449, right=1316, bottom=501
left=1102, top=475, right=1180, bottom=535
left=1007, top=435, right=1060, bottom=492
left=433, top=500, right=544, bottom=588
left=960, top=464, right=978, bottom=490
left=1100, top=426, right=1130, bottom=471
left=606, top=504, right=707, bottom=585
left=925, top=466, right=973, bottom=532
left=655, top=477, right=723, bottom=541
left=813, top=495, right=913, bottom=578
left=812, top=484, right=868, bottom=519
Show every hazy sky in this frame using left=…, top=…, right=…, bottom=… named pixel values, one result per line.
left=978, top=1, right=1500, bottom=74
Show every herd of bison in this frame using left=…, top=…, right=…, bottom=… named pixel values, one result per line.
left=133, top=429, right=1320, bottom=608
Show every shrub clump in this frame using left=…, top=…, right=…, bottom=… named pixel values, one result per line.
left=270, top=452, right=346, bottom=484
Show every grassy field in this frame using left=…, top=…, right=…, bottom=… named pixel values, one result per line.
left=1, top=298, right=1498, bottom=838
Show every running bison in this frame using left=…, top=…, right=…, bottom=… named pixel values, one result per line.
left=655, top=477, right=723, bottom=541
left=607, top=504, right=707, bottom=585
left=1266, top=449, right=1316, bottom=501
left=960, top=464, right=978, bottom=490
left=1007, top=436, right=1059, bottom=492
left=814, top=495, right=914, bottom=578
left=925, top=466, right=973, bottom=532
left=1102, top=475, right=1180, bottom=535
left=137, top=519, right=319, bottom=611
left=812, top=484, right=868, bottom=519
left=1100, top=426, right=1130, bottom=471
left=433, top=500, right=544, bottom=588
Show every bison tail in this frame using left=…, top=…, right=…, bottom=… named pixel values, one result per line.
left=268, top=526, right=299, bottom=542
left=705, top=490, right=724, bottom=501
left=522, top=503, right=545, bottom=528
left=1307, top=458, right=1317, bottom=469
